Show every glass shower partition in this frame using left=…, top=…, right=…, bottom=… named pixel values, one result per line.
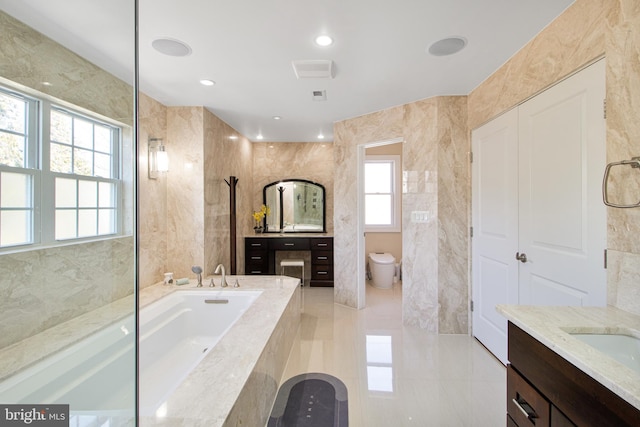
left=0, top=1, right=138, bottom=425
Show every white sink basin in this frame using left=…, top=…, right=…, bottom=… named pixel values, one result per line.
left=570, top=333, right=640, bottom=374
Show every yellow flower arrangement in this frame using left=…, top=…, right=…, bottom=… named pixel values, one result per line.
left=252, top=204, right=270, bottom=228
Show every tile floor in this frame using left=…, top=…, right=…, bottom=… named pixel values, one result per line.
left=279, top=283, right=507, bottom=426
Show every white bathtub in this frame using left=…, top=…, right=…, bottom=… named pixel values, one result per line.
left=0, top=289, right=262, bottom=422
left=139, top=289, right=261, bottom=414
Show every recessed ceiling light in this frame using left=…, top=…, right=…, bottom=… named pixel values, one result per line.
left=427, top=36, right=467, bottom=56
left=199, top=79, right=215, bottom=86
left=151, top=38, right=192, bottom=57
left=41, top=81, right=52, bottom=86
left=315, top=35, right=333, bottom=47
left=256, top=134, right=264, bottom=140
left=273, top=116, right=282, bottom=120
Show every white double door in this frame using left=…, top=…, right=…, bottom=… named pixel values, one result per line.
left=471, top=59, right=606, bottom=364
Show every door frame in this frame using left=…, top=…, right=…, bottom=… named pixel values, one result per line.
left=357, top=137, right=404, bottom=309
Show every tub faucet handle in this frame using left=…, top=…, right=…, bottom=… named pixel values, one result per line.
left=233, top=278, right=240, bottom=288
left=209, top=278, right=215, bottom=287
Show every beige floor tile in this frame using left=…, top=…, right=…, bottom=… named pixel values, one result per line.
left=279, top=283, right=506, bottom=427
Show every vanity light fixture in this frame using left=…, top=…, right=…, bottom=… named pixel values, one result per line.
left=148, top=138, right=169, bottom=179
left=317, top=133, right=325, bottom=140
left=228, top=135, right=238, bottom=140
left=315, top=35, right=333, bottom=47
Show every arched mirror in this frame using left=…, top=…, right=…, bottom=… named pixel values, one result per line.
left=263, top=179, right=326, bottom=233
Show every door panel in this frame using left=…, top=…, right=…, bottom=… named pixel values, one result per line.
left=518, top=59, right=606, bottom=307
left=472, top=108, right=519, bottom=365
left=472, top=59, right=606, bottom=364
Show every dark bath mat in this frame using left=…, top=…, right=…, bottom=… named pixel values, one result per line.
left=268, top=372, right=348, bottom=427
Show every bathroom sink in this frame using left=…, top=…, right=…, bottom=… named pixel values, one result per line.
left=570, top=332, right=640, bottom=374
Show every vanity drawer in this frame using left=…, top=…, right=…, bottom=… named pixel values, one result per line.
left=270, top=238, right=310, bottom=251
left=312, top=251, right=333, bottom=265
left=507, top=365, right=550, bottom=426
left=310, top=237, right=332, bottom=250
left=246, top=238, right=268, bottom=249
left=312, top=264, right=333, bottom=279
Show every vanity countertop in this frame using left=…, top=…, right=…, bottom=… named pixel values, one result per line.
left=497, top=304, right=640, bottom=410
left=247, top=233, right=333, bottom=238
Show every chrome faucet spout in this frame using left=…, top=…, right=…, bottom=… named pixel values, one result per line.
left=214, top=264, right=227, bottom=287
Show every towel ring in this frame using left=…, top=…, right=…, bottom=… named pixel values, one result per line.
left=602, top=156, right=640, bottom=208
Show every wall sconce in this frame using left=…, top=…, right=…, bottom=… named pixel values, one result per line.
left=148, top=138, right=169, bottom=179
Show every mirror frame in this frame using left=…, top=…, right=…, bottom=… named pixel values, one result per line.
left=263, top=179, right=326, bottom=233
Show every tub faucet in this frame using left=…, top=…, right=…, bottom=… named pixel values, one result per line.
left=214, top=264, right=228, bottom=287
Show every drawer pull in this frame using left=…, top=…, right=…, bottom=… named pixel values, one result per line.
left=512, top=397, right=537, bottom=421
left=284, top=243, right=295, bottom=246
left=317, top=271, right=328, bottom=275
left=251, top=243, right=262, bottom=247
left=317, top=256, right=328, bottom=260
left=317, top=243, right=328, bottom=247
left=251, top=270, right=262, bottom=274
left=251, top=256, right=262, bottom=260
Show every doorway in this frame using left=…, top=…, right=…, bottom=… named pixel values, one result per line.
left=357, top=137, right=404, bottom=308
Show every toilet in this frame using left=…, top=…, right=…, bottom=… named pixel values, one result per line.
left=368, top=252, right=396, bottom=289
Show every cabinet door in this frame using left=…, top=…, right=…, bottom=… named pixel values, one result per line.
left=518, top=59, right=606, bottom=307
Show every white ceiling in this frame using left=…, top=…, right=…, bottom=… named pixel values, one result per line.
left=1, top=0, right=574, bottom=142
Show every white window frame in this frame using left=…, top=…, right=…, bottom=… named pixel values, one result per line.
left=364, top=155, right=401, bottom=233
left=0, top=85, right=124, bottom=252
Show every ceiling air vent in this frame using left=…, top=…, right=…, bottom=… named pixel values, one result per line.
left=312, top=90, right=327, bottom=101
left=292, top=60, right=334, bottom=79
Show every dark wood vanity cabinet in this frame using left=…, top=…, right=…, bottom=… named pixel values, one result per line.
left=507, top=322, right=640, bottom=427
left=310, top=237, right=333, bottom=287
left=244, top=236, right=333, bottom=287
left=245, top=238, right=270, bottom=274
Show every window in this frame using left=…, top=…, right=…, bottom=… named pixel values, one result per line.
left=364, top=155, right=401, bottom=232
left=0, top=86, right=122, bottom=249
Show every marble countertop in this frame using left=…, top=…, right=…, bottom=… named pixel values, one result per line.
left=246, top=233, right=333, bottom=238
left=497, top=304, right=640, bottom=410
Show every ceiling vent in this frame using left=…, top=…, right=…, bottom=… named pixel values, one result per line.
left=292, top=60, right=334, bottom=79
left=312, top=90, right=327, bottom=101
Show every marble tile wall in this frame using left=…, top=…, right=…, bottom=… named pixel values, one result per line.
left=469, top=0, right=640, bottom=316
left=138, top=93, right=168, bottom=289
left=334, top=99, right=469, bottom=333
left=203, top=109, right=254, bottom=275
left=0, top=11, right=136, bottom=348
left=166, top=107, right=206, bottom=280
left=437, top=97, right=470, bottom=333
left=252, top=142, right=334, bottom=235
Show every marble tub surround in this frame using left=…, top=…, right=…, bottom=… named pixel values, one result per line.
left=497, top=304, right=640, bottom=410
left=140, top=276, right=301, bottom=427
left=0, top=276, right=300, bottom=427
